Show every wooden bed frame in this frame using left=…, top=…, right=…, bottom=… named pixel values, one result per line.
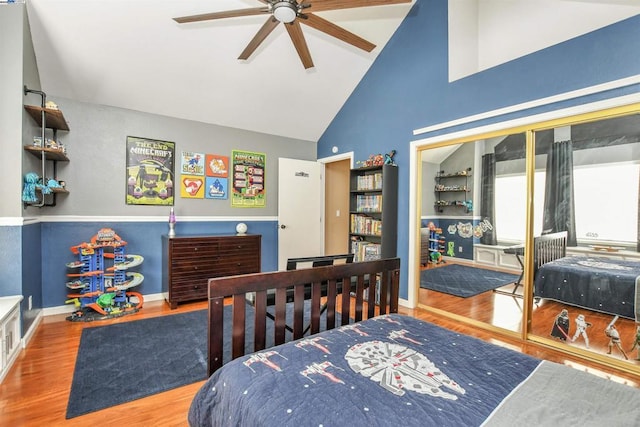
left=206, top=257, right=401, bottom=376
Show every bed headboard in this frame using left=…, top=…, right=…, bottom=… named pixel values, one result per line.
left=286, top=253, right=354, bottom=270
left=534, top=231, right=567, bottom=272
left=206, top=257, right=400, bottom=376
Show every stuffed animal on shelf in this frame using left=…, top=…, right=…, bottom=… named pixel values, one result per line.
left=22, top=172, right=50, bottom=203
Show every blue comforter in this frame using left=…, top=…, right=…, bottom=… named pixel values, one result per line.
left=534, top=256, right=640, bottom=320
left=188, top=314, right=542, bottom=426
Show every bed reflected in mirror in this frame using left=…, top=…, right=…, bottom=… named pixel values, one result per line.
left=418, top=132, right=528, bottom=334
left=530, top=113, right=640, bottom=365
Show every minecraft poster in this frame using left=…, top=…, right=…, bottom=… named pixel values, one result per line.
left=231, top=150, right=265, bottom=208
left=126, top=136, right=175, bottom=206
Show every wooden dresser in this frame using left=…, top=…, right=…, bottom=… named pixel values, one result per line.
left=162, top=234, right=261, bottom=309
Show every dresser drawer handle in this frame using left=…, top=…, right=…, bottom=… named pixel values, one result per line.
left=194, top=285, right=199, bottom=289
left=194, top=266, right=198, bottom=270
left=194, top=247, right=199, bottom=251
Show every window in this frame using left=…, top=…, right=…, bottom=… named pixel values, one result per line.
left=573, top=163, right=639, bottom=243
left=495, top=163, right=639, bottom=244
left=494, top=172, right=546, bottom=242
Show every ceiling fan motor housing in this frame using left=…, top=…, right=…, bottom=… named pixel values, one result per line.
left=272, top=1, right=299, bottom=23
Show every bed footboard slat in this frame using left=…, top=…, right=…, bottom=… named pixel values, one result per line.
left=379, top=270, right=389, bottom=315
left=309, top=281, right=322, bottom=335
left=293, top=285, right=305, bottom=338
left=326, top=279, right=337, bottom=330
left=208, top=297, right=225, bottom=374
left=274, top=288, right=287, bottom=346
left=231, top=295, right=246, bottom=360
left=253, top=291, right=267, bottom=352
left=354, top=275, right=365, bottom=322
left=340, top=276, right=351, bottom=326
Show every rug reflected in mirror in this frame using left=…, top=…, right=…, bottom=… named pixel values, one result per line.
left=420, top=264, right=518, bottom=298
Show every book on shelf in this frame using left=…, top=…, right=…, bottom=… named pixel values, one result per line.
left=355, top=194, right=383, bottom=213
left=350, top=237, right=381, bottom=262
left=356, top=172, right=383, bottom=191
left=350, top=214, right=382, bottom=236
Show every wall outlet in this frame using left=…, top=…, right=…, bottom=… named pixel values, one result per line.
left=458, top=246, right=463, bottom=253
left=28, top=295, right=33, bottom=311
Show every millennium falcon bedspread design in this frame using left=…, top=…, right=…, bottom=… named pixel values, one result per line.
left=189, top=314, right=548, bottom=426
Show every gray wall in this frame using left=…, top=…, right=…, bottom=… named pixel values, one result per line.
left=21, top=98, right=317, bottom=217
left=1, top=5, right=26, bottom=218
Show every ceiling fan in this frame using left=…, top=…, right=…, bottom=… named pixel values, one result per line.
left=173, top=0, right=412, bottom=69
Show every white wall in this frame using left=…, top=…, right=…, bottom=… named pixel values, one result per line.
left=449, top=0, right=640, bottom=81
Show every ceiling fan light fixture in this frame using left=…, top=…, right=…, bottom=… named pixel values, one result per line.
left=272, top=1, right=297, bottom=23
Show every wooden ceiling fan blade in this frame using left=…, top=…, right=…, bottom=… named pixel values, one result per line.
left=305, top=0, right=412, bottom=13
left=238, top=17, right=280, bottom=60
left=301, top=13, right=375, bottom=52
left=285, top=21, right=314, bottom=69
left=173, top=7, right=269, bottom=24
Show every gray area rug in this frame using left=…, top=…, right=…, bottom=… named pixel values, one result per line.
left=420, top=264, right=518, bottom=297
left=67, top=301, right=337, bottom=418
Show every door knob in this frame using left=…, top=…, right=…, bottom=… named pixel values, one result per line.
left=280, top=224, right=286, bottom=229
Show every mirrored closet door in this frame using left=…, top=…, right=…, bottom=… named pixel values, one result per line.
left=416, top=103, right=640, bottom=373
left=418, top=131, right=528, bottom=335
left=529, top=112, right=640, bottom=367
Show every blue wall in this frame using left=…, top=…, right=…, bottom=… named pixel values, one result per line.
left=317, top=1, right=640, bottom=298
left=0, top=227, right=22, bottom=296
left=38, top=220, right=278, bottom=308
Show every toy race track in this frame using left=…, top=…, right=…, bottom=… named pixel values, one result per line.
left=65, top=228, right=145, bottom=322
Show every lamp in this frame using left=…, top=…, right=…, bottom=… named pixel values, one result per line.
left=272, top=1, right=297, bottom=23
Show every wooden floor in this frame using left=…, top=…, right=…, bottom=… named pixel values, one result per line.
left=1, top=299, right=639, bottom=427
left=419, top=261, right=640, bottom=365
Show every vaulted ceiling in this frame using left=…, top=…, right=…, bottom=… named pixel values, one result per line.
left=25, top=0, right=640, bottom=142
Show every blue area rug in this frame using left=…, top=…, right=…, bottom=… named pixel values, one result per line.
left=420, top=264, right=518, bottom=298
left=67, top=302, right=338, bottom=418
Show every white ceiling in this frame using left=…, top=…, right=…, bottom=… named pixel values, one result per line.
left=25, top=1, right=639, bottom=143
left=26, top=0, right=414, bottom=142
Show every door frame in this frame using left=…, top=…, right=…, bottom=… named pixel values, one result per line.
left=318, top=151, right=354, bottom=255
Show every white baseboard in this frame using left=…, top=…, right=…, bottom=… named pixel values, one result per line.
left=399, top=298, right=411, bottom=309
left=21, top=310, right=43, bottom=349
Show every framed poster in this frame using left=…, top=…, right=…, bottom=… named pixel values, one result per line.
left=126, top=136, right=175, bottom=206
left=231, top=150, right=266, bottom=207
left=180, top=175, right=205, bottom=198
left=181, top=151, right=205, bottom=176
left=206, top=154, right=229, bottom=177
left=205, top=177, right=228, bottom=199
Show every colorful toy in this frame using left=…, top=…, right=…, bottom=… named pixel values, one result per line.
left=605, top=316, right=628, bottom=360
left=65, top=228, right=144, bottom=321
left=628, top=325, right=640, bottom=360
left=22, top=172, right=51, bottom=203
left=571, top=314, right=592, bottom=348
left=550, top=309, right=570, bottom=341
left=356, top=150, right=397, bottom=168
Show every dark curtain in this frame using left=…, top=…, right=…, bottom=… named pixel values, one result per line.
left=480, top=153, right=497, bottom=245
left=542, top=140, right=577, bottom=246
